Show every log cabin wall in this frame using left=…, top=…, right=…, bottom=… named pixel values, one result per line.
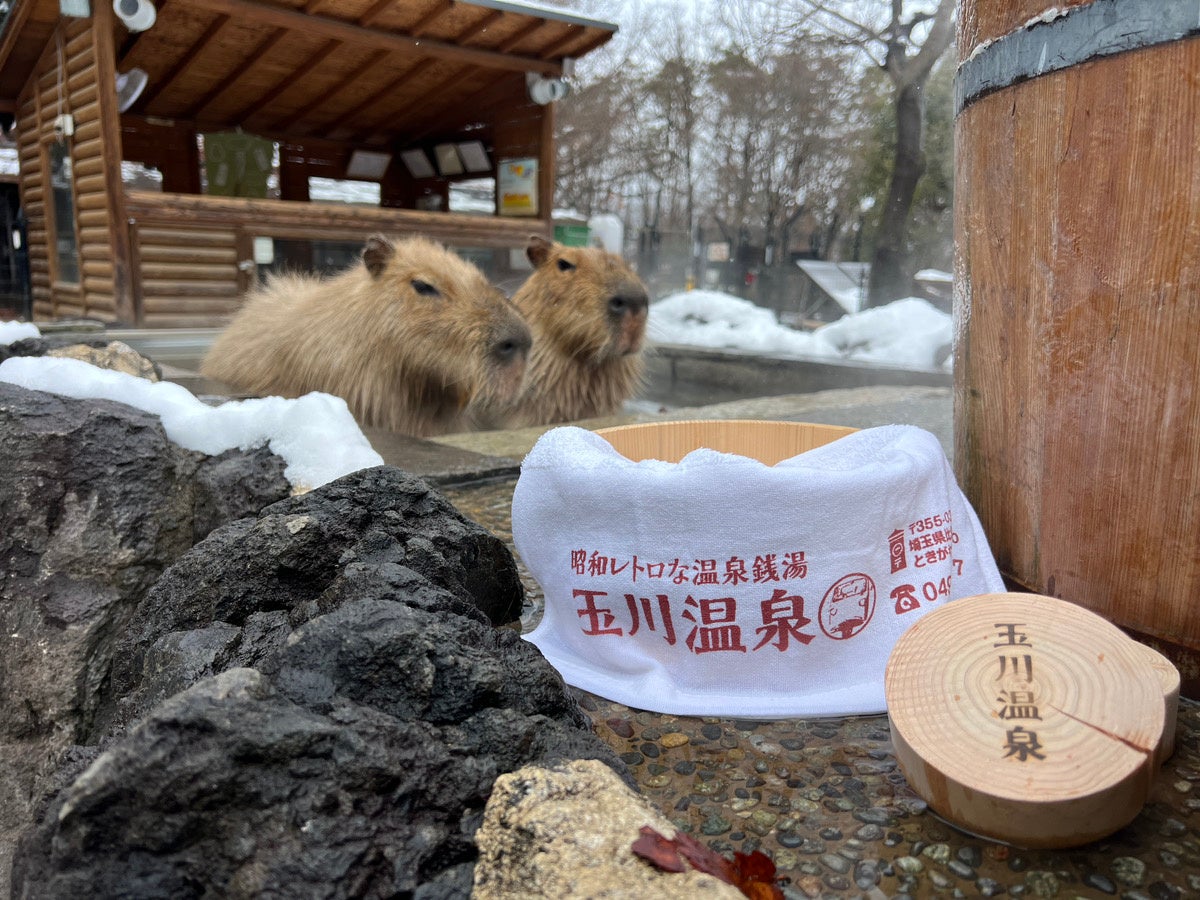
left=124, top=191, right=549, bottom=328
left=1, top=0, right=616, bottom=328
left=17, top=10, right=130, bottom=323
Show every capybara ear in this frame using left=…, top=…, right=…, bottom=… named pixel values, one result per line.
left=526, top=235, right=554, bottom=268
left=363, top=235, right=394, bottom=278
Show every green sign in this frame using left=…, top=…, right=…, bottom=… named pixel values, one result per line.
left=554, top=224, right=590, bottom=247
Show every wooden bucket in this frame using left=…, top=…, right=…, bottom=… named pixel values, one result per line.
left=954, top=0, right=1200, bottom=689
left=594, top=420, right=857, bottom=465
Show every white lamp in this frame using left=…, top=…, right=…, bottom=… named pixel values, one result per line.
left=113, top=0, right=156, bottom=32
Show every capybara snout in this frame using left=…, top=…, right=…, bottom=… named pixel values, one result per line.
left=607, top=283, right=649, bottom=356
left=201, top=234, right=531, bottom=437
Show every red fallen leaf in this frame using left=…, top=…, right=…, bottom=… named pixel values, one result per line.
left=630, top=825, right=687, bottom=873
left=671, top=829, right=736, bottom=881
left=631, top=826, right=783, bottom=900
left=730, top=850, right=784, bottom=900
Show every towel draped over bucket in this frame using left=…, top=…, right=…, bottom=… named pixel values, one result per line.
left=513, top=424, right=1005, bottom=717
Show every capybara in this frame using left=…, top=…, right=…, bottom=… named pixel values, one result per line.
left=474, top=235, right=648, bottom=428
left=201, top=234, right=532, bottom=437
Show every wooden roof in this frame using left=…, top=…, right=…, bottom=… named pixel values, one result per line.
left=0, top=0, right=616, bottom=146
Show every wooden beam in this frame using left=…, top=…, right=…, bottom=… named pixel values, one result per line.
left=117, top=0, right=175, bottom=61
left=349, top=65, right=476, bottom=144
left=182, top=27, right=288, bottom=120
left=347, top=8, right=505, bottom=143
left=184, top=0, right=562, bottom=75
left=411, top=0, right=455, bottom=37
left=317, top=58, right=434, bottom=139
left=358, top=0, right=397, bottom=28
left=137, top=13, right=230, bottom=110
left=538, top=25, right=584, bottom=61
left=264, top=47, right=388, bottom=133
left=456, top=7, right=505, bottom=44
left=498, top=18, right=547, bottom=53
left=560, top=29, right=613, bottom=60
left=236, top=36, right=342, bottom=123
left=405, top=70, right=521, bottom=144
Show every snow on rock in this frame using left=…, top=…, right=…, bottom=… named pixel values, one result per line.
left=0, top=321, right=41, bottom=345
left=0, top=356, right=383, bottom=489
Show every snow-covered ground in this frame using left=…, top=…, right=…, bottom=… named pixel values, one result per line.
left=648, top=290, right=953, bottom=371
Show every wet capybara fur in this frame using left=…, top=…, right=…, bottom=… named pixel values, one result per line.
left=201, top=234, right=532, bottom=437
left=475, top=236, right=648, bottom=428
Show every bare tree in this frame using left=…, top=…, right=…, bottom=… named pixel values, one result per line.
left=704, top=40, right=866, bottom=287
left=771, top=0, right=955, bottom=305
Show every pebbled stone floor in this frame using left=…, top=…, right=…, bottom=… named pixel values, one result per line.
left=444, top=477, right=1200, bottom=900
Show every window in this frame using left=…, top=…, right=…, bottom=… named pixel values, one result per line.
left=46, top=138, right=79, bottom=286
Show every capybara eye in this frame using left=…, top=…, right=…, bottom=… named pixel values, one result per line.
left=411, top=279, right=440, bottom=297
left=556, top=258, right=576, bottom=272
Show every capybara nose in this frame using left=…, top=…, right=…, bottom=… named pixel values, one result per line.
left=608, top=288, right=648, bottom=318
left=494, top=325, right=532, bottom=364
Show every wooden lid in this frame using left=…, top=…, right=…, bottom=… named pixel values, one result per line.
left=885, top=592, right=1164, bottom=848
left=594, top=420, right=857, bottom=465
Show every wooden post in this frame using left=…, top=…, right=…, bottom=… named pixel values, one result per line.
left=537, top=101, right=554, bottom=224
left=954, top=0, right=1200, bottom=684
left=91, top=2, right=136, bottom=324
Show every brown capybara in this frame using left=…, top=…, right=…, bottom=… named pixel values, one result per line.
left=474, top=235, right=648, bottom=428
left=200, top=234, right=532, bottom=437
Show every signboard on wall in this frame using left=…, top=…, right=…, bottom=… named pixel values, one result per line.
left=498, top=158, right=538, bottom=216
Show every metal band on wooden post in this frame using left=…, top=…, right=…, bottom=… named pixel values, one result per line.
left=956, top=0, right=1200, bottom=114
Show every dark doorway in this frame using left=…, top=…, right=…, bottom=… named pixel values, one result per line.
left=0, top=182, right=30, bottom=321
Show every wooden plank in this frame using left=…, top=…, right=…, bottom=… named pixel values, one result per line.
left=75, top=190, right=110, bottom=211
left=82, top=278, right=117, bottom=299
left=955, top=38, right=1200, bottom=649
left=138, top=245, right=239, bottom=263
left=139, top=14, right=232, bottom=110
left=136, top=227, right=238, bottom=247
left=73, top=158, right=106, bottom=180
left=140, top=280, right=241, bottom=296
left=67, top=84, right=99, bottom=111
left=182, top=27, right=290, bottom=120
left=142, top=312, right=240, bottom=328
left=72, top=119, right=102, bottom=143
left=141, top=297, right=243, bottom=314
left=73, top=175, right=108, bottom=196
left=125, top=191, right=543, bottom=242
left=82, top=260, right=116, bottom=278
left=140, top=263, right=238, bottom=281
left=67, top=67, right=99, bottom=95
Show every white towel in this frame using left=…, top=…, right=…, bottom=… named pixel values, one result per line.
left=512, top=424, right=1005, bottom=718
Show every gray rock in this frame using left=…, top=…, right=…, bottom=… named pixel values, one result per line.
left=0, top=383, right=290, bottom=891
left=98, top=465, right=525, bottom=736
left=4, top=383, right=615, bottom=899
left=15, top=596, right=628, bottom=899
